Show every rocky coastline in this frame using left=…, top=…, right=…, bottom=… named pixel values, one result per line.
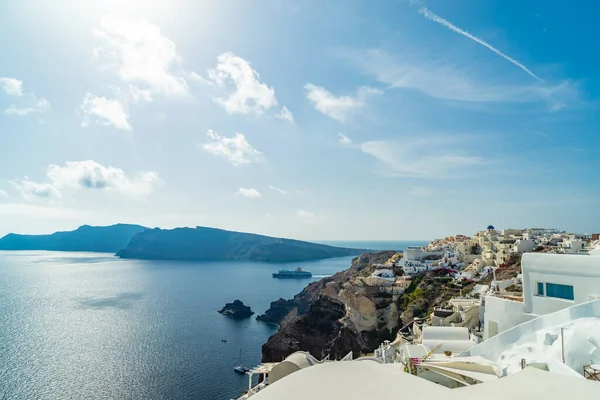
left=260, top=250, right=475, bottom=362
left=260, top=251, right=399, bottom=361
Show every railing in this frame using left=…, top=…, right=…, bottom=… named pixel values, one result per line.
left=245, top=382, right=268, bottom=398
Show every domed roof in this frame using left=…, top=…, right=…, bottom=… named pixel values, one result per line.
left=487, top=225, right=495, bottom=230
left=283, top=351, right=319, bottom=369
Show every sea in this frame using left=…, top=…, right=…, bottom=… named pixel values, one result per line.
left=0, top=241, right=426, bottom=400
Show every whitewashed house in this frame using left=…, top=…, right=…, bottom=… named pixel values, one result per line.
left=482, top=251, right=600, bottom=339
left=370, top=269, right=395, bottom=281
left=401, top=260, right=428, bottom=275
left=513, top=238, right=536, bottom=254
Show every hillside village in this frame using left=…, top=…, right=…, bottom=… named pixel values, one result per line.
left=240, top=226, right=600, bottom=399
left=367, top=226, right=598, bottom=308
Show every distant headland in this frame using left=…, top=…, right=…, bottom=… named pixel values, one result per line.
left=116, top=226, right=367, bottom=262
left=0, top=224, right=146, bottom=253
left=0, top=224, right=367, bottom=263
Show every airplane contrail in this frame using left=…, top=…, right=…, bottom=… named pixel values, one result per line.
left=419, top=7, right=543, bottom=81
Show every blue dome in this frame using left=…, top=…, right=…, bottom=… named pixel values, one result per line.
left=487, top=225, right=495, bottom=230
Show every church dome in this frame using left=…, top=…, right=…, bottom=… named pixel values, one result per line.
left=487, top=225, right=495, bottom=230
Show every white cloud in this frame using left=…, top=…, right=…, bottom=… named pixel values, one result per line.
left=0, top=189, right=9, bottom=198
left=1, top=78, right=51, bottom=117
left=5, top=105, right=36, bottom=116
left=352, top=49, right=577, bottom=107
left=275, top=106, right=294, bottom=123
left=304, top=83, right=381, bottom=122
left=93, top=15, right=189, bottom=98
left=297, top=209, right=316, bottom=224
left=78, top=93, right=131, bottom=130
left=9, top=161, right=160, bottom=202
left=127, top=85, right=153, bottom=103
left=268, top=185, right=289, bottom=195
left=0, top=77, right=23, bottom=96
left=46, top=160, right=161, bottom=196
left=408, top=186, right=433, bottom=197
left=82, top=15, right=189, bottom=130
left=187, top=71, right=215, bottom=86
left=201, top=130, right=264, bottom=166
left=206, top=52, right=279, bottom=115
left=10, top=178, right=62, bottom=202
left=337, top=133, right=353, bottom=145
left=361, top=137, right=483, bottom=179
left=236, top=188, right=262, bottom=198
left=5, top=97, right=51, bottom=116
left=419, top=7, right=541, bottom=81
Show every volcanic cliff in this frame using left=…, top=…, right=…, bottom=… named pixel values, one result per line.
left=260, top=251, right=475, bottom=362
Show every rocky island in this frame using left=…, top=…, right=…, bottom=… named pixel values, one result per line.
left=116, top=226, right=366, bottom=262
left=0, top=224, right=366, bottom=263
left=218, top=300, right=254, bottom=319
left=0, top=224, right=146, bottom=252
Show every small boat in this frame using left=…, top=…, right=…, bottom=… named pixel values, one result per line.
left=272, top=267, right=312, bottom=279
left=234, top=349, right=248, bottom=374
left=234, top=365, right=249, bottom=374
left=221, top=338, right=227, bottom=343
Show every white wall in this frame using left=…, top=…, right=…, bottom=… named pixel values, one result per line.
left=464, top=300, right=600, bottom=376
left=482, top=296, right=536, bottom=340
left=515, top=239, right=536, bottom=253
left=522, top=253, right=600, bottom=315
left=404, top=247, right=422, bottom=260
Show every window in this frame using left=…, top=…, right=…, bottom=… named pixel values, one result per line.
left=546, top=283, right=574, bottom=300
left=537, top=282, right=544, bottom=296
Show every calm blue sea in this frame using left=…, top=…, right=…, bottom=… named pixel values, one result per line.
left=0, top=242, right=426, bottom=399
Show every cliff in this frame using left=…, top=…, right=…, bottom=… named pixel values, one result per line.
left=116, top=226, right=366, bottom=262
left=0, top=224, right=146, bottom=253
left=261, top=251, right=399, bottom=361
left=261, top=252, right=475, bottom=362
left=256, top=251, right=396, bottom=325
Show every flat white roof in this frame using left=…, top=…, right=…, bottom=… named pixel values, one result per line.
left=421, top=326, right=470, bottom=341
left=252, top=361, right=447, bottom=400
left=248, top=363, right=278, bottom=374
left=251, top=362, right=600, bottom=400
left=401, top=344, right=429, bottom=359
left=419, top=363, right=498, bottom=383
left=455, top=367, right=600, bottom=398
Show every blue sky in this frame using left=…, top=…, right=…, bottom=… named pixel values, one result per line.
left=0, top=0, right=598, bottom=240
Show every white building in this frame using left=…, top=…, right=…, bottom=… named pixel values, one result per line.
left=370, top=269, right=395, bottom=281
left=403, top=246, right=423, bottom=260
left=483, top=251, right=600, bottom=339
left=513, top=238, right=536, bottom=254
left=502, top=228, right=523, bottom=237
left=563, top=238, right=586, bottom=253
left=400, top=260, right=428, bottom=275
left=419, top=326, right=477, bottom=356
left=403, top=246, right=443, bottom=261
left=248, top=355, right=600, bottom=400
left=466, top=300, right=600, bottom=379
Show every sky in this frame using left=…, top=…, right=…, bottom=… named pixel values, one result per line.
left=0, top=0, right=599, bottom=240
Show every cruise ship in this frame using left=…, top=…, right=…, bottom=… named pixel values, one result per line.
left=272, top=267, right=312, bottom=278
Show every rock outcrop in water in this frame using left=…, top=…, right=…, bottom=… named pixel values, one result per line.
left=116, top=226, right=366, bottom=262
left=218, top=300, right=254, bottom=319
left=0, top=224, right=146, bottom=252
left=256, top=298, right=296, bottom=325
left=261, top=251, right=475, bottom=362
